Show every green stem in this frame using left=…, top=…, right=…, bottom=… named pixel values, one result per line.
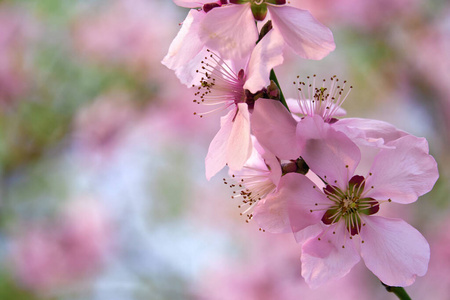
left=382, top=283, right=412, bottom=300
left=269, top=69, right=290, bottom=112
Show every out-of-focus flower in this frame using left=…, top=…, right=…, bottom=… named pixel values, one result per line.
left=74, top=0, right=173, bottom=79
left=289, top=0, right=419, bottom=29
left=73, top=90, right=138, bottom=162
left=163, top=0, right=335, bottom=86
left=0, top=4, right=37, bottom=109
left=256, top=116, right=438, bottom=287
left=11, top=198, right=113, bottom=293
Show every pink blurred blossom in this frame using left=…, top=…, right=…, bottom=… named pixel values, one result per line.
left=74, top=0, right=174, bottom=79
left=11, top=198, right=113, bottom=293
left=0, top=4, right=37, bottom=109
left=290, top=0, right=419, bottom=29
left=73, top=90, right=139, bottom=163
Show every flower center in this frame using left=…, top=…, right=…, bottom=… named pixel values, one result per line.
left=229, top=0, right=286, bottom=20
left=321, top=175, right=379, bottom=235
left=193, top=50, right=246, bottom=118
left=293, top=75, right=353, bottom=122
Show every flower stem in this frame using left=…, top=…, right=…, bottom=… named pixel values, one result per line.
left=381, top=282, right=412, bottom=300
left=269, top=69, right=290, bottom=112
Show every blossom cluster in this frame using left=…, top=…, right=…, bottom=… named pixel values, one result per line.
left=163, top=0, right=439, bottom=289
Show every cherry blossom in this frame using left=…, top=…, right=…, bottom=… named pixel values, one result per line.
left=251, top=76, right=409, bottom=162
left=223, top=137, right=282, bottom=223
left=256, top=116, right=438, bottom=287
left=163, top=0, right=335, bottom=86
left=195, top=45, right=282, bottom=179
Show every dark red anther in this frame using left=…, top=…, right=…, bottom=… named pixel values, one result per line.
left=203, top=3, right=221, bottom=13
left=321, top=208, right=340, bottom=225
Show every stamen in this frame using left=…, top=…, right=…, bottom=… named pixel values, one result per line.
left=192, top=50, right=245, bottom=118
left=295, top=75, right=352, bottom=122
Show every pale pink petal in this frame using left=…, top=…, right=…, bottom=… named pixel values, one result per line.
left=285, top=173, right=326, bottom=233
left=297, top=115, right=361, bottom=187
left=268, top=5, right=335, bottom=60
left=301, top=222, right=360, bottom=288
left=226, top=103, right=252, bottom=171
left=199, top=3, right=258, bottom=61
left=173, top=0, right=212, bottom=8
left=333, top=118, right=408, bottom=149
left=252, top=193, right=291, bottom=234
left=205, top=108, right=235, bottom=180
left=247, top=137, right=282, bottom=186
left=360, top=216, right=430, bottom=287
left=293, top=223, right=323, bottom=244
left=244, top=28, right=285, bottom=93
left=162, top=10, right=206, bottom=86
left=251, top=98, right=300, bottom=159
left=364, top=135, right=439, bottom=204
left=253, top=173, right=322, bottom=233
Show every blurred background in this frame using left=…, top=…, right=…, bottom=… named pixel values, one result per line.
left=0, top=0, right=448, bottom=299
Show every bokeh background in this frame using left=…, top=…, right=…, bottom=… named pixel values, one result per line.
left=0, top=0, right=449, bottom=299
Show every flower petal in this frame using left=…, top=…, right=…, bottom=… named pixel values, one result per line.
left=365, top=135, right=439, bottom=204
left=360, top=216, right=430, bottom=286
left=301, top=222, right=360, bottom=288
left=251, top=98, right=300, bottom=159
left=244, top=28, right=285, bottom=93
left=205, top=108, right=235, bottom=180
left=162, top=10, right=206, bottom=86
left=173, top=0, right=212, bottom=8
left=333, top=118, right=408, bottom=149
left=253, top=173, right=322, bottom=233
left=199, top=3, right=258, bottom=61
left=226, top=103, right=252, bottom=171
left=268, top=5, right=335, bottom=60
left=297, top=115, right=361, bottom=188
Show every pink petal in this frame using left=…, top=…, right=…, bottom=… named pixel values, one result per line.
left=244, top=28, right=285, bottom=93
left=252, top=193, right=291, bottom=234
left=253, top=173, right=322, bottom=233
left=297, top=115, right=361, bottom=188
left=199, top=3, right=258, bottom=61
left=249, top=138, right=282, bottom=186
left=205, top=108, right=235, bottom=180
left=226, top=103, right=252, bottom=171
left=162, top=10, right=206, bottom=86
left=251, top=98, right=300, bottom=159
left=173, top=0, right=212, bottom=8
left=301, top=222, right=360, bottom=288
left=360, top=216, right=430, bottom=287
left=284, top=173, right=326, bottom=233
left=268, top=5, right=335, bottom=60
left=333, top=118, right=408, bottom=149
left=364, top=135, right=439, bottom=204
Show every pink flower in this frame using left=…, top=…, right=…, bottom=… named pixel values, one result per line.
left=225, top=137, right=282, bottom=222
left=197, top=47, right=283, bottom=179
left=257, top=115, right=438, bottom=287
left=163, top=0, right=335, bottom=86
left=251, top=76, right=409, bottom=161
